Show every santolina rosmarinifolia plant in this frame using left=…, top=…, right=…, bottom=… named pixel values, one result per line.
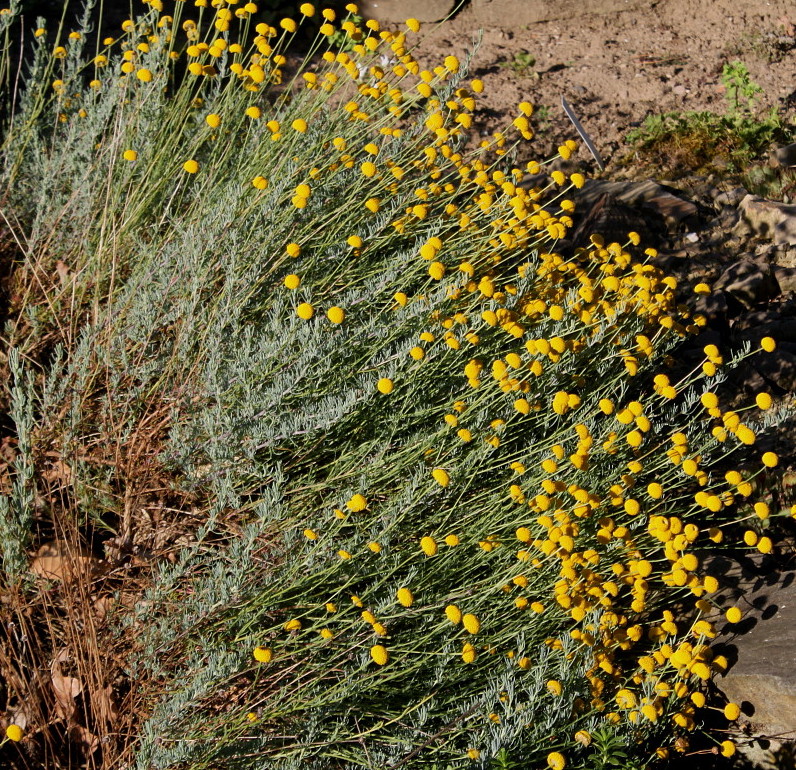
left=0, top=0, right=790, bottom=767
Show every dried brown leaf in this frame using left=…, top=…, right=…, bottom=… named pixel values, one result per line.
left=30, top=540, right=100, bottom=582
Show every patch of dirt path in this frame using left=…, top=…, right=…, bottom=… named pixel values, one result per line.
left=410, top=0, right=795, bottom=169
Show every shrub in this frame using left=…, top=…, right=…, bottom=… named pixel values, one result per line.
left=0, top=2, right=787, bottom=768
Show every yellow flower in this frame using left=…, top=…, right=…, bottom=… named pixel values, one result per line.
left=466, top=748, right=480, bottom=760
left=396, top=587, right=414, bottom=607
left=367, top=541, right=381, bottom=553
left=299, top=2, right=315, bottom=15
left=292, top=118, right=308, bottom=132
left=183, top=159, right=199, bottom=174
left=206, top=113, right=221, bottom=128
left=700, top=392, right=719, bottom=409
left=253, top=646, right=272, bottom=662
left=136, top=68, right=153, bottom=82
left=252, top=176, right=268, bottom=190
left=445, top=604, right=462, bottom=624
left=284, top=618, right=301, bottom=631
left=547, top=752, right=566, bottom=770
left=428, top=261, right=446, bottom=280
left=302, top=528, right=317, bottom=540
left=123, top=149, right=138, bottom=161
left=762, top=451, right=778, bottom=468
left=377, top=377, right=394, bottom=395
left=319, top=628, right=333, bottom=639
left=444, top=534, right=460, bottom=546
left=720, top=741, right=736, bottom=757
left=286, top=242, right=301, bottom=258
left=461, top=642, right=477, bottom=663
left=370, top=644, right=389, bottom=665
left=756, top=392, right=772, bottom=410
left=431, top=468, right=449, bottom=487
left=462, top=613, right=480, bottom=634
left=280, top=17, right=297, bottom=33
left=761, top=337, right=776, bottom=352
left=641, top=704, right=658, bottom=722
left=346, top=234, right=363, bottom=248
left=5, top=724, right=23, bottom=742
left=284, top=274, right=300, bottom=289
left=346, top=493, right=367, bottom=512
left=409, top=346, right=424, bottom=360
left=420, top=536, right=438, bottom=556
left=405, top=17, right=420, bottom=32
left=724, top=702, right=741, bottom=720
left=361, top=161, right=376, bottom=177
left=245, top=105, right=261, bottom=119
left=296, top=302, right=314, bottom=320
left=326, top=306, right=345, bottom=324
left=546, top=680, right=562, bottom=696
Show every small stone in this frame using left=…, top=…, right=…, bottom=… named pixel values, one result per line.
left=773, top=266, right=796, bottom=293
left=769, top=142, right=796, bottom=168
left=714, top=259, right=779, bottom=307
left=714, top=186, right=749, bottom=208
left=736, top=195, right=796, bottom=247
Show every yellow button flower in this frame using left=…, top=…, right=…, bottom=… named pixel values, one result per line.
left=370, top=644, right=389, bottom=665
left=326, top=306, right=345, bottom=324
left=253, top=646, right=272, bottom=662
left=396, top=587, right=413, bottom=607
left=296, top=302, right=314, bottom=320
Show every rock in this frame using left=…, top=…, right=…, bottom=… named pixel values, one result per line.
left=736, top=195, right=796, bottom=247
left=358, top=0, right=456, bottom=23
left=773, top=266, right=796, bottom=293
left=693, top=290, right=728, bottom=323
left=570, top=179, right=698, bottom=227
left=776, top=248, right=796, bottom=269
left=754, top=345, right=796, bottom=391
left=714, top=259, right=779, bottom=307
left=714, top=186, right=749, bottom=208
left=465, top=0, right=644, bottom=26
left=769, top=142, right=796, bottom=169
left=714, top=564, right=796, bottom=740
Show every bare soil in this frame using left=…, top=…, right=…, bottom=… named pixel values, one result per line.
left=409, top=0, right=796, bottom=173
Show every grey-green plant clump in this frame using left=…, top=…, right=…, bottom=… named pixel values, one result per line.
left=0, top=1, right=787, bottom=768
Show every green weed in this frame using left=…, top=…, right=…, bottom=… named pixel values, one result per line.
left=625, top=60, right=792, bottom=178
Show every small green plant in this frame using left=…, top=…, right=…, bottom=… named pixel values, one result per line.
left=499, top=49, right=536, bottom=76
left=584, top=728, right=645, bottom=770
left=721, top=60, right=763, bottom=115
left=625, top=60, right=792, bottom=177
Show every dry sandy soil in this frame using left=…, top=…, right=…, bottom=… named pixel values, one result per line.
left=408, top=0, right=796, bottom=172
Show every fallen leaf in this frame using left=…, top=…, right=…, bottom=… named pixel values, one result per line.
left=90, top=684, right=118, bottom=726
left=51, top=648, right=82, bottom=721
left=70, top=724, right=100, bottom=754
left=30, top=540, right=100, bottom=582
left=55, top=260, right=70, bottom=285
left=41, top=459, right=73, bottom=486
